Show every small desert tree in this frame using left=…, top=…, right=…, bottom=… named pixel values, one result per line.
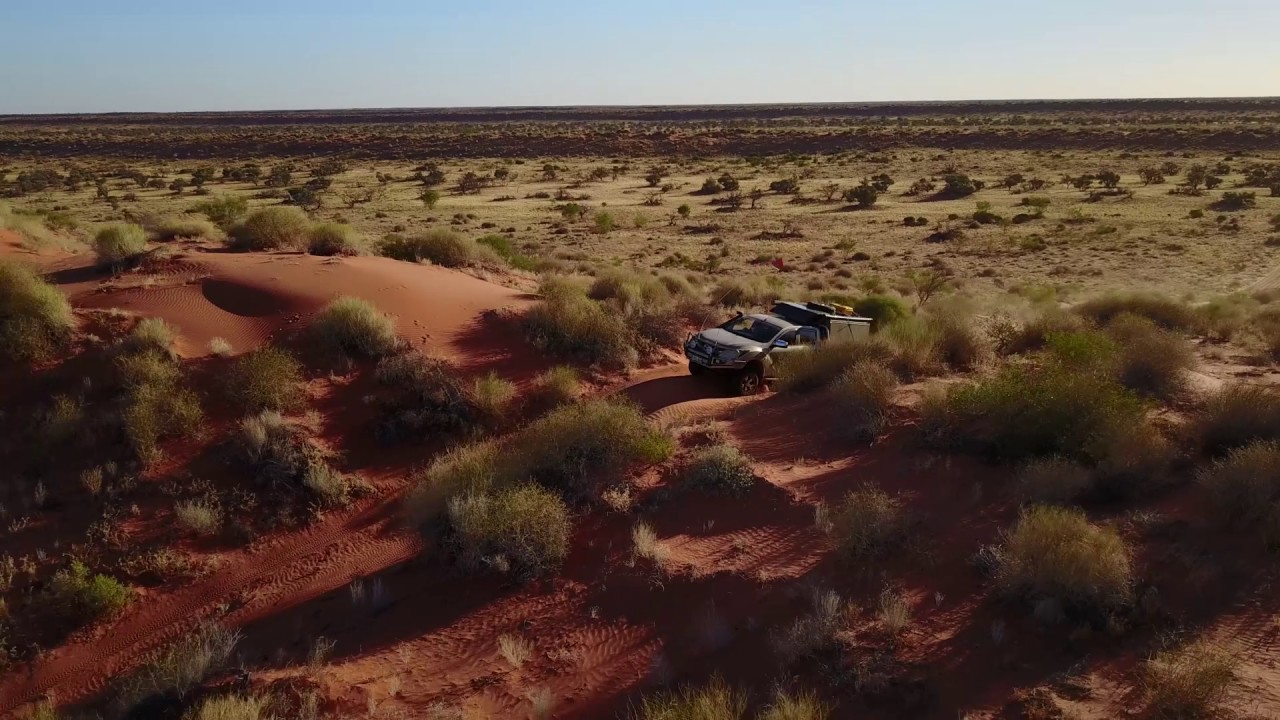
left=843, top=183, right=878, bottom=208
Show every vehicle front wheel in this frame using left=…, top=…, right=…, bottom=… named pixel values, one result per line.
left=735, top=367, right=764, bottom=396
left=689, top=361, right=707, bottom=377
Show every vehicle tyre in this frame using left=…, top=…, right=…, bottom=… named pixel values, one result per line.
left=688, top=361, right=707, bottom=377
left=735, top=366, right=764, bottom=396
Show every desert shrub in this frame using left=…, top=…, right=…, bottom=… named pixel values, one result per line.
left=125, top=317, right=177, bottom=357
left=923, top=364, right=1146, bottom=462
left=523, top=285, right=635, bottom=367
left=996, top=505, right=1132, bottom=618
left=589, top=268, right=670, bottom=306
left=379, top=228, right=473, bottom=267
left=683, top=444, right=755, bottom=497
left=528, top=365, right=580, bottom=409
left=190, top=196, right=248, bottom=229
left=632, top=675, right=746, bottom=720
left=883, top=316, right=942, bottom=378
left=593, top=211, right=616, bottom=233
left=174, top=498, right=221, bottom=536
left=514, top=398, right=672, bottom=501
left=1198, top=441, right=1280, bottom=546
left=1194, top=384, right=1280, bottom=455
left=1212, top=191, right=1256, bottom=211
left=93, top=223, right=148, bottom=267
left=115, top=348, right=202, bottom=461
left=997, top=310, right=1089, bottom=355
left=406, top=441, right=502, bottom=525
left=926, top=311, right=988, bottom=371
left=149, top=215, right=221, bottom=242
left=0, top=259, right=74, bottom=363
left=311, top=296, right=398, bottom=359
left=374, top=352, right=478, bottom=441
left=1075, top=292, right=1197, bottom=332
left=826, top=486, right=907, bottom=565
left=224, top=345, right=303, bottom=413
left=227, top=206, right=310, bottom=250
left=233, top=411, right=350, bottom=506
left=830, top=360, right=898, bottom=440
left=116, top=623, right=240, bottom=710
left=843, top=183, right=878, bottom=208
left=1106, top=315, right=1194, bottom=400
left=47, top=560, right=131, bottom=627
left=1016, top=458, right=1093, bottom=506
left=941, top=173, right=981, bottom=198
left=306, top=222, right=364, bottom=256
left=446, top=484, right=570, bottom=576
left=1143, top=639, right=1238, bottom=718
left=853, top=295, right=909, bottom=330
left=775, top=338, right=894, bottom=393
left=187, top=695, right=271, bottom=720
left=471, top=373, right=516, bottom=428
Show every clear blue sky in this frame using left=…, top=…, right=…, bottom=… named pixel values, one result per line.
left=1, top=0, right=1276, bottom=114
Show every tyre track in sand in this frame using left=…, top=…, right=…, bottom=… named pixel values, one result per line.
left=0, top=497, right=421, bottom=713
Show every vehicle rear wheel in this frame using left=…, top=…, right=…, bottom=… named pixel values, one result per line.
left=735, top=367, right=764, bottom=396
left=688, top=361, right=707, bottom=377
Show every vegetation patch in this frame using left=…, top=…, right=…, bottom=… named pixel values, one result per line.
left=232, top=411, right=353, bottom=508
left=374, top=352, right=480, bottom=441
left=682, top=444, right=756, bottom=497
left=1143, top=639, right=1237, bottom=719
left=0, top=259, right=74, bottom=363
left=306, top=222, right=364, bottom=256
left=227, top=206, right=310, bottom=250
left=378, top=228, right=473, bottom=267
left=224, top=345, right=304, bottom=414
left=310, top=296, right=399, bottom=359
left=93, top=223, right=148, bottom=268
left=824, top=486, right=908, bottom=566
left=446, top=484, right=571, bottom=576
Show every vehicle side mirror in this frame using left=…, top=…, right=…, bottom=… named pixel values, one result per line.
left=772, top=339, right=790, bottom=349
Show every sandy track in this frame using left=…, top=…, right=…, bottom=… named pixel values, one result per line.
left=0, top=497, right=420, bottom=712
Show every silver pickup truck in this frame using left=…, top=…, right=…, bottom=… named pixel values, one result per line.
left=684, top=301, right=872, bottom=394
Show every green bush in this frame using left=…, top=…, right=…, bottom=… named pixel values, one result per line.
left=446, top=484, right=571, bottom=576
left=593, top=211, right=616, bottom=234
left=190, top=195, right=249, bottom=229
left=471, top=373, right=516, bottom=429
left=1194, top=384, right=1280, bottom=455
left=683, top=444, right=755, bottom=497
left=826, top=486, right=907, bottom=565
left=115, top=348, right=202, bottom=462
left=116, top=623, right=240, bottom=710
left=996, top=505, right=1132, bottom=618
left=831, top=360, right=898, bottom=440
left=306, top=222, right=364, bottom=256
left=926, top=311, right=988, bottom=371
left=996, top=310, right=1088, bottom=355
left=374, top=352, right=477, bottom=441
left=149, top=215, right=221, bottom=241
left=174, top=498, right=221, bottom=536
left=632, top=675, right=746, bottom=720
left=922, top=364, right=1146, bottom=463
left=775, top=337, right=894, bottom=393
left=47, top=560, right=131, bottom=627
left=883, top=316, right=942, bottom=378
left=224, top=345, right=303, bottom=413
left=1075, top=292, right=1197, bottom=332
left=93, top=224, right=148, bottom=267
left=477, top=234, right=536, bottom=271
left=406, top=441, right=501, bottom=525
left=378, top=228, right=473, bottom=267
left=1199, top=440, right=1280, bottom=546
left=853, top=295, right=910, bottom=331
left=0, top=259, right=73, bottom=363
left=227, top=207, right=310, bottom=250
left=311, top=296, right=398, bottom=358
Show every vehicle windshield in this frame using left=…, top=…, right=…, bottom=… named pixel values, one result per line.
left=721, top=316, right=785, bottom=343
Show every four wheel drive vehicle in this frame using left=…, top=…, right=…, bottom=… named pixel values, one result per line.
left=684, top=301, right=872, bottom=394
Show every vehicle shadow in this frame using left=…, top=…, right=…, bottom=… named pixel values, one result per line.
left=622, top=373, right=732, bottom=415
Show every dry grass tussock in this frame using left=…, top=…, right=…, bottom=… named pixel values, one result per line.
left=233, top=411, right=352, bottom=508
left=186, top=694, right=272, bottom=720
left=447, top=484, right=570, bottom=576
left=830, top=359, right=898, bottom=441
left=1074, top=292, right=1198, bottom=333
left=824, top=486, right=908, bottom=566
left=631, top=675, right=747, bottom=720
left=116, top=623, right=240, bottom=711
left=378, top=228, right=474, bottom=267
left=1017, top=457, right=1094, bottom=506
left=310, top=295, right=399, bottom=359
left=1143, top=639, right=1238, bottom=719
left=93, top=223, right=148, bottom=267
left=1198, top=440, right=1280, bottom=547
left=224, top=345, right=303, bottom=413
left=682, top=443, right=756, bottom=497
left=774, top=337, right=894, bottom=393
left=146, top=214, right=221, bottom=242
left=227, top=206, right=310, bottom=250
left=306, top=222, right=365, bottom=256
left=114, top=341, right=203, bottom=462
left=0, top=258, right=74, bottom=363
left=758, top=689, right=833, bottom=720
left=1194, top=384, right=1280, bottom=456
left=996, top=505, right=1132, bottom=619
